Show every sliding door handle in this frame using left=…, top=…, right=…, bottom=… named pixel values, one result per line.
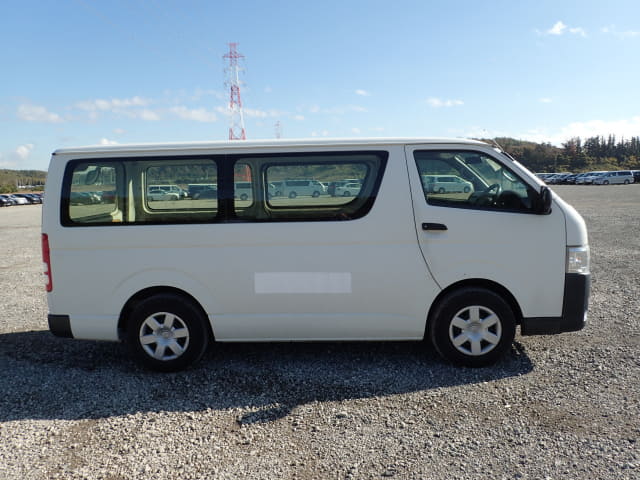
left=422, top=222, right=448, bottom=231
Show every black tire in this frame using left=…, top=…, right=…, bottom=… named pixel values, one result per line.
left=288, top=191, right=297, bottom=199
left=312, top=191, right=320, bottom=198
left=127, top=293, right=210, bottom=372
left=438, top=187, right=445, bottom=194
left=429, top=287, right=516, bottom=367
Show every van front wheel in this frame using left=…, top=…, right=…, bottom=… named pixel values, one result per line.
left=127, top=294, right=210, bottom=372
left=429, top=288, right=515, bottom=367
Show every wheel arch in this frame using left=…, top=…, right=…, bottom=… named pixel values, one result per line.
left=118, top=286, right=214, bottom=341
left=426, top=278, right=523, bottom=337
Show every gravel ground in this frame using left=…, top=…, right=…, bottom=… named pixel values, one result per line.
left=0, top=185, right=638, bottom=480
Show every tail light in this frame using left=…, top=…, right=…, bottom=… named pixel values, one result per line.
left=42, top=233, right=52, bottom=292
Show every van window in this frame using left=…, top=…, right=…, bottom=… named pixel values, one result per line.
left=63, top=158, right=219, bottom=225
left=252, top=152, right=386, bottom=221
left=66, top=163, right=120, bottom=223
left=414, top=150, right=537, bottom=212
left=62, top=152, right=386, bottom=225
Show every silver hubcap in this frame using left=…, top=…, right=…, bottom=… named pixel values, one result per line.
left=139, top=312, right=190, bottom=361
left=449, top=306, right=502, bottom=356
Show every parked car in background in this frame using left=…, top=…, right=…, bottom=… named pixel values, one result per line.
left=7, top=194, right=29, bottom=205
left=576, top=171, right=606, bottom=185
left=593, top=171, right=634, bottom=185
left=148, top=184, right=187, bottom=199
left=535, top=173, right=554, bottom=182
left=421, top=174, right=474, bottom=194
left=632, top=171, right=640, bottom=183
left=147, top=187, right=181, bottom=201
left=234, top=182, right=253, bottom=201
left=193, top=187, right=218, bottom=199
left=280, top=179, right=326, bottom=198
left=334, top=182, right=362, bottom=197
left=0, top=195, right=13, bottom=206
left=12, top=193, right=40, bottom=204
left=70, top=191, right=100, bottom=205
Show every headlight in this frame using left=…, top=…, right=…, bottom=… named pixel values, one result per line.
left=567, top=246, right=590, bottom=274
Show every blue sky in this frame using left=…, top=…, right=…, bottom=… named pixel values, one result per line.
left=2, top=0, right=640, bottom=170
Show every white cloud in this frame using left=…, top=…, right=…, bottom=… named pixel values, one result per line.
left=99, top=138, right=119, bottom=145
left=293, top=115, right=305, bottom=121
left=0, top=144, right=35, bottom=167
left=137, top=109, right=161, bottom=121
left=351, top=128, right=361, bottom=134
left=548, top=21, right=566, bottom=35
left=303, top=104, right=367, bottom=115
left=17, top=104, right=64, bottom=123
left=74, top=96, right=159, bottom=121
left=355, top=89, right=370, bottom=97
left=76, top=96, right=151, bottom=112
left=113, top=128, right=126, bottom=135
left=601, top=25, right=640, bottom=38
left=427, top=97, right=464, bottom=108
left=486, top=116, right=640, bottom=146
left=539, top=98, right=553, bottom=104
left=16, top=144, right=35, bottom=160
left=170, top=106, right=217, bottom=122
left=554, top=117, right=640, bottom=142
left=541, top=21, right=586, bottom=37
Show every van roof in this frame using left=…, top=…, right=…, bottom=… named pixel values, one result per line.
left=52, top=137, right=489, bottom=156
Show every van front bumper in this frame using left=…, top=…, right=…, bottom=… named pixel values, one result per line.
left=520, top=273, right=591, bottom=335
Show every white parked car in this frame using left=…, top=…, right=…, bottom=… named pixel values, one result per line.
left=147, top=185, right=186, bottom=200
left=334, top=182, right=361, bottom=196
left=578, top=171, right=607, bottom=185
left=147, top=188, right=181, bottom=201
left=280, top=179, right=326, bottom=198
left=421, top=175, right=474, bottom=194
left=593, top=171, right=634, bottom=185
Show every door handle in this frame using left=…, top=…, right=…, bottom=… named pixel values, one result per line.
left=422, top=222, right=448, bottom=231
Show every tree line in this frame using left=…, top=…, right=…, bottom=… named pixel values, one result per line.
left=491, top=135, right=640, bottom=173
left=0, top=169, right=47, bottom=193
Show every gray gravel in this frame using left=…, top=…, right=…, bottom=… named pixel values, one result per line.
left=0, top=185, right=638, bottom=480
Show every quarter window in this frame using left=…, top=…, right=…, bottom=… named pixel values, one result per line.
left=66, top=163, right=120, bottom=223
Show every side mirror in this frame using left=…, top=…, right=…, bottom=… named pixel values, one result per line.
left=537, top=186, right=552, bottom=215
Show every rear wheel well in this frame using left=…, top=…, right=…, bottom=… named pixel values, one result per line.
left=118, top=287, right=213, bottom=341
left=426, top=279, right=523, bottom=338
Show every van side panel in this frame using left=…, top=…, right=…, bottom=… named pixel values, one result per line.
left=43, top=144, right=440, bottom=342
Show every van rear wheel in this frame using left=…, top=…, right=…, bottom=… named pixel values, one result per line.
left=429, top=287, right=516, bottom=367
left=127, top=293, right=210, bottom=372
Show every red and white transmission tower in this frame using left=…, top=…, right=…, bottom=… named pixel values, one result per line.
left=223, top=42, right=246, bottom=140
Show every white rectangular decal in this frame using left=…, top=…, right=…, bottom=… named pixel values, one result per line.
left=255, top=272, right=352, bottom=294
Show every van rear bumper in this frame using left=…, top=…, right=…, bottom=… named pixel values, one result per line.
left=48, top=314, right=73, bottom=338
left=520, top=273, right=590, bottom=335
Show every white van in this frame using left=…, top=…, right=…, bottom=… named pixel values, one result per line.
left=280, top=179, right=326, bottom=198
left=42, top=138, right=590, bottom=371
left=592, top=171, right=634, bottom=185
